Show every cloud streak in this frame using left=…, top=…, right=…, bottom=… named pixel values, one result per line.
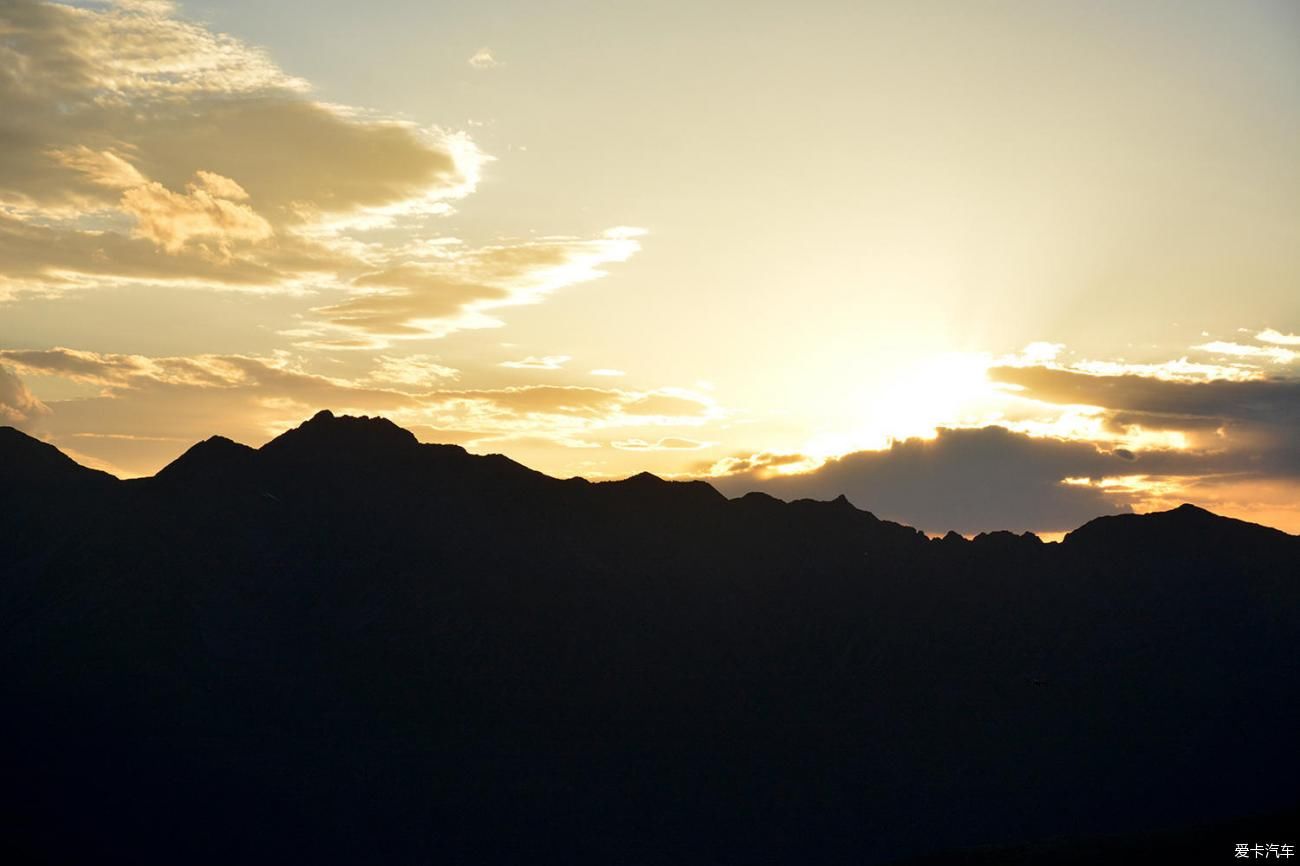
left=990, top=364, right=1300, bottom=475
left=0, top=347, right=720, bottom=476
left=313, top=229, right=644, bottom=342
left=500, top=355, right=571, bottom=370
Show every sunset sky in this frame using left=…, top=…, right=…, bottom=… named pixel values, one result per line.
left=2, top=0, right=1298, bottom=534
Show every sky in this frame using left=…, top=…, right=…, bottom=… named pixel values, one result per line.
left=1, top=0, right=1298, bottom=535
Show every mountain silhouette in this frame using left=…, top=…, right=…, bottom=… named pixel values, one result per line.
left=1, top=412, right=1296, bottom=865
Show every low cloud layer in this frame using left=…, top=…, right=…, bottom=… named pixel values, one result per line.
left=710, top=426, right=1134, bottom=535
left=989, top=364, right=1300, bottom=479
left=710, top=333, right=1300, bottom=534
left=0, top=348, right=719, bottom=477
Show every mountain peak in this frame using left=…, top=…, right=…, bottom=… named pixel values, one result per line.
left=1063, top=502, right=1290, bottom=549
left=599, top=469, right=727, bottom=505
left=259, top=411, right=419, bottom=461
left=156, top=435, right=255, bottom=481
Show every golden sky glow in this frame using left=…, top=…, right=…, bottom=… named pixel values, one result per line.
left=2, top=0, right=1298, bottom=534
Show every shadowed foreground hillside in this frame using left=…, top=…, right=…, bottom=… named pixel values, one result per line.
left=2, top=412, right=1297, bottom=864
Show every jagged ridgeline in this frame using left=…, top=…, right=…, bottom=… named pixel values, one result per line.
left=2, top=412, right=1297, bottom=865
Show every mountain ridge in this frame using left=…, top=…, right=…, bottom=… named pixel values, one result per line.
left=1, top=412, right=1297, bottom=864
left=3, top=413, right=1290, bottom=541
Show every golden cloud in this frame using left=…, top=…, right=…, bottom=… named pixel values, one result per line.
left=121, top=173, right=273, bottom=252
left=612, top=437, right=711, bottom=451
left=0, top=364, right=51, bottom=431
left=0, top=0, right=468, bottom=215
left=364, top=355, right=461, bottom=389
left=311, top=230, right=644, bottom=342
left=0, top=0, right=482, bottom=296
left=500, top=356, right=571, bottom=370
left=1258, top=329, right=1300, bottom=347
left=0, top=1, right=640, bottom=339
left=0, top=346, right=722, bottom=475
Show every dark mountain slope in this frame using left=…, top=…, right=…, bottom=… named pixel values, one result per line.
left=0, top=425, right=113, bottom=488
left=152, top=434, right=256, bottom=483
left=1, top=414, right=1296, bottom=865
left=2, top=425, right=118, bottom=570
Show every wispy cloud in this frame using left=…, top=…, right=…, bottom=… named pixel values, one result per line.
left=0, top=365, right=51, bottom=431
left=1257, top=328, right=1300, bottom=347
left=0, top=346, right=723, bottom=476
left=500, top=355, right=570, bottom=370
left=311, top=229, right=644, bottom=343
left=467, top=47, right=499, bottom=69
left=364, top=354, right=460, bottom=388
left=613, top=437, right=711, bottom=451
left=1192, top=340, right=1297, bottom=364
